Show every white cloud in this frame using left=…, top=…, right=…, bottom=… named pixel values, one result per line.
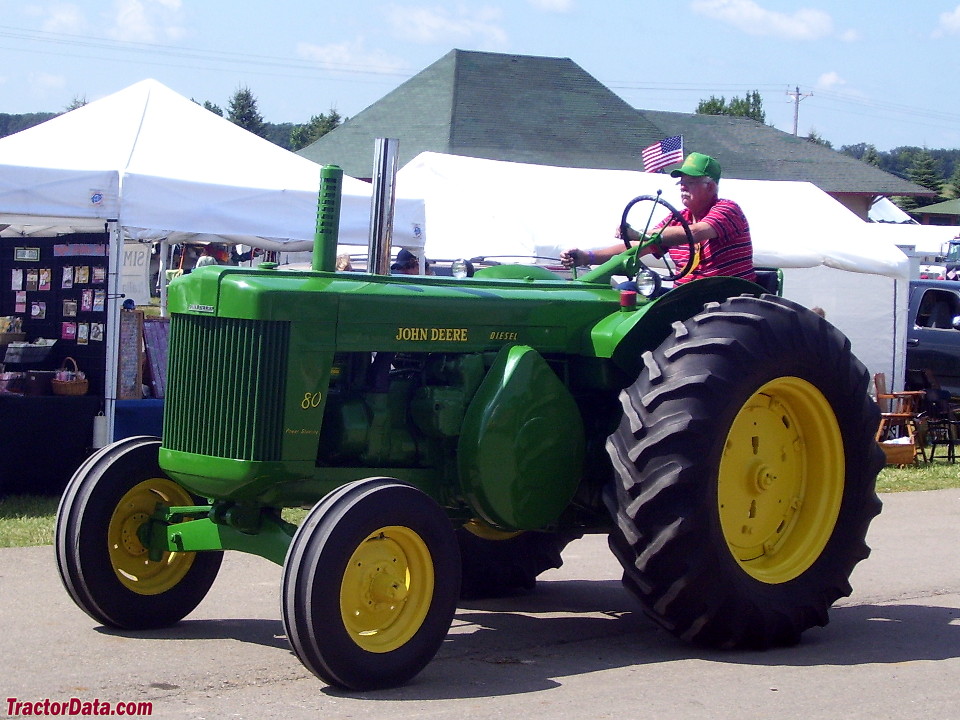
left=105, top=0, right=185, bottom=43
left=29, top=71, right=66, bottom=92
left=814, top=71, right=867, bottom=101
left=387, top=4, right=508, bottom=46
left=34, top=3, right=86, bottom=33
left=816, top=71, right=845, bottom=91
left=297, top=39, right=407, bottom=75
left=838, top=28, right=859, bottom=42
left=690, top=0, right=833, bottom=40
left=527, top=0, right=573, bottom=11
left=936, top=5, right=960, bottom=35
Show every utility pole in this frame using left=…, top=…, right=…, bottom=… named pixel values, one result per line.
left=786, top=85, right=813, bottom=136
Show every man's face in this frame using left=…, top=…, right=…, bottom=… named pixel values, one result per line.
left=677, top=174, right=713, bottom=208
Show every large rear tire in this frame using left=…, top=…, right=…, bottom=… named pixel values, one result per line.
left=281, top=478, right=460, bottom=690
left=55, top=436, right=223, bottom=630
left=607, top=295, right=883, bottom=648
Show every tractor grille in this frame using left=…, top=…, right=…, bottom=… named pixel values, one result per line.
left=163, top=315, right=289, bottom=461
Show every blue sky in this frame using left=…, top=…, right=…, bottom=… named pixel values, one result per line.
left=2, top=1, right=960, bottom=152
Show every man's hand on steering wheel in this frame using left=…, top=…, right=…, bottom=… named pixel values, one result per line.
left=620, top=194, right=696, bottom=282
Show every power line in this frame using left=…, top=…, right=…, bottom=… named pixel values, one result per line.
left=0, top=24, right=416, bottom=81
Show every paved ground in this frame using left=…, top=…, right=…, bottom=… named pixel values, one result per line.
left=1, top=489, right=958, bottom=720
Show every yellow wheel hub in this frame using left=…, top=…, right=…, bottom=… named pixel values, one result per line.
left=718, top=377, right=844, bottom=584
left=107, top=477, right=196, bottom=595
left=341, top=526, right=434, bottom=653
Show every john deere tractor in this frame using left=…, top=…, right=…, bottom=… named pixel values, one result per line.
left=56, top=166, right=883, bottom=691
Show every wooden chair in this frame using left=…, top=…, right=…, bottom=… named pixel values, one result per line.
left=911, top=369, right=960, bottom=463
left=874, top=373, right=927, bottom=465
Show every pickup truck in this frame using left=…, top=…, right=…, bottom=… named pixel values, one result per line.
left=906, top=279, right=960, bottom=395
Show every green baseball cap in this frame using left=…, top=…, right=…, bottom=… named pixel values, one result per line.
left=670, top=152, right=722, bottom=182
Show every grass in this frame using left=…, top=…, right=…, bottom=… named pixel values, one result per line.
left=0, top=494, right=59, bottom=548
left=1, top=460, right=957, bottom=549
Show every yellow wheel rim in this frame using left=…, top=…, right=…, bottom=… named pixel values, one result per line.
left=107, top=477, right=196, bottom=595
left=718, top=377, right=844, bottom=584
left=341, top=525, right=434, bottom=653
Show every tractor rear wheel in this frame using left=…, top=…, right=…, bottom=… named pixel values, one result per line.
left=55, top=436, right=223, bottom=629
left=281, top=478, right=460, bottom=690
left=607, top=294, right=883, bottom=648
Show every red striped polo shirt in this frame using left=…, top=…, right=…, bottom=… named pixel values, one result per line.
left=656, top=199, right=756, bottom=285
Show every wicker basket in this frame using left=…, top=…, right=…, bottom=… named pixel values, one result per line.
left=51, top=357, right=89, bottom=396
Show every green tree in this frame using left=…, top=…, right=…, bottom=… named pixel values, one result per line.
left=946, top=163, right=960, bottom=199
left=862, top=144, right=881, bottom=167
left=0, top=112, right=57, bottom=138
left=191, top=98, right=223, bottom=116
left=227, top=86, right=267, bottom=138
left=695, top=90, right=766, bottom=123
left=899, top=149, right=944, bottom=211
left=696, top=95, right=728, bottom=116
left=65, top=95, right=87, bottom=111
left=289, top=109, right=343, bottom=151
left=806, top=129, right=832, bottom=148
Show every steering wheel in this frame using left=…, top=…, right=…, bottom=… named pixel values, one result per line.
left=619, top=194, right=696, bottom=282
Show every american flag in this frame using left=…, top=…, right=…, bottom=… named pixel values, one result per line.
left=642, top=135, right=684, bottom=173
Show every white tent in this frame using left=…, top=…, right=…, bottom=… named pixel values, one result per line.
left=0, top=79, right=425, bottom=440
left=869, top=196, right=917, bottom=225
left=0, top=79, right=425, bottom=248
left=397, top=151, right=911, bottom=389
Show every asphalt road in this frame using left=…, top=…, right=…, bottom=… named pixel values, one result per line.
left=1, top=489, right=958, bottom=720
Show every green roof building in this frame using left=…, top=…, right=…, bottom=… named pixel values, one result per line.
left=299, top=49, right=931, bottom=219
left=907, top=198, right=960, bottom=226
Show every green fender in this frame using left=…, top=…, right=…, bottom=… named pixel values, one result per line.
left=590, top=276, right=769, bottom=378
left=457, top=344, right=585, bottom=531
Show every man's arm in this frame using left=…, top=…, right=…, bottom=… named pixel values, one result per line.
left=561, top=220, right=719, bottom=268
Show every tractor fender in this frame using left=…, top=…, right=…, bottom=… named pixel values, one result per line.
left=589, top=276, right=768, bottom=379
left=457, top=344, right=585, bottom=531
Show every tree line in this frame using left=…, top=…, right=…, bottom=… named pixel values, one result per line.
left=697, top=92, right=959, bottom=208
left=0, top=86, right=341, bottom=153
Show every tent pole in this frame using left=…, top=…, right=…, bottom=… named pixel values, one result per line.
left=103, top=219, right=122, bottom=445
left=159, top=240, right=169, bottom=318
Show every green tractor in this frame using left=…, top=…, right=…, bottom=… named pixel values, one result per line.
left=56, top=166, right=883, bottom=691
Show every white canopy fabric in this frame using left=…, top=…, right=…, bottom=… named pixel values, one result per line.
left=396, top=152, right=912, bottom=388
left=869, top=196, right=917, bottom=225
left=0, top=79, right=425, bottom=250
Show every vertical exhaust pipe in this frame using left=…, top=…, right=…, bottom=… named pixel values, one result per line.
left=367, top=138, right=400, bottom=275
left=312, top=164, right=343, bottom=272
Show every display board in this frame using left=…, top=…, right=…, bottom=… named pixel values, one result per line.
left=143, top=317, right=169, bottom=399
left=116, top=309, right=144, bottom=400
left=0, top=234, right=109, bottom=396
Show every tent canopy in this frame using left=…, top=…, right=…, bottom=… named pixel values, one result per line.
left=0, top=79, right=424, bottom=251
left=397, top=151, right=906, bottom=278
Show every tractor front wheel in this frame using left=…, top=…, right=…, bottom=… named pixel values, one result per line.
left=607, top=294, right=883, bottom=648
left=55, top=436, right=223, bottom=629
left=281, top=478, right=460, bottom=690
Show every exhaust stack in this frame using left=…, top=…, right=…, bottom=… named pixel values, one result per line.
left=312, top=164, right=343, bottom=272
left=367, top=138, right=400, bottom=275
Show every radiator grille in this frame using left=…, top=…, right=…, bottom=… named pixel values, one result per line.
left=163, top=315, right=289, bottom=460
